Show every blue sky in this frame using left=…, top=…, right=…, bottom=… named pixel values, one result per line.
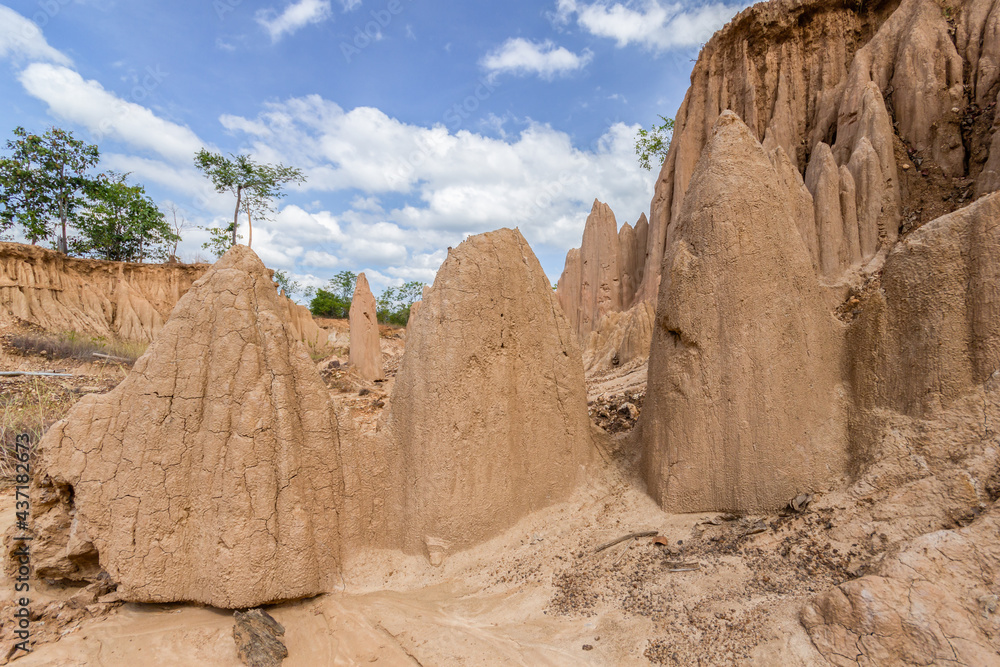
left=0, top=0, right=749, bottom=299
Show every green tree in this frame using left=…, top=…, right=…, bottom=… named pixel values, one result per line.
left=193, top=149, right=306, bottom=248
left=273, top=269, right=301, bottom=298
left=71, top=173, right=178, bottom=262
left=0, top=126, right=100, bottom=250
left=634, top=115, right=675, bottom=171
left=329, top=270, right=358, bottom=301
left=309, top=288, right=349, bottom=318
left=200, top=222, right=242, bottom=259
left=376, top=280, right=425, bottom=326
left=308, top=270, right=357, bottom=318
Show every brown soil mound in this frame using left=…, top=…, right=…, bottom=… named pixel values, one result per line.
left=384, top=228, right=596, bottom=561
left=640, top=112, right=848, bottom=513
left=347, top=272, right=384, bottom=381
left=22, top=245, right=343, bottom=608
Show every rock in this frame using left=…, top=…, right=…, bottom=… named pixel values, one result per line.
left=849, top=192, right=1000, bottom=420
left=639, top=112, right=847, bottom=513
left=556, top=248, right=583, bottom=334
left=618, top=221, right=638, bottom=311
left=27, top=245, right=343, bottom=608
left=769, top=145, right=818, bottom=270
left=581, top=300, right=655, bottom=372
left=566, top=200, right=623, bottom=337
left=348, top=273, right=384, bottom=381
left=3, top=480, right=100, bottom=583
left=802, top=504, right=1000, bottom=665
left=233, top=608, right=288, bottom=667
left=386, top=228, right=594, bottom=559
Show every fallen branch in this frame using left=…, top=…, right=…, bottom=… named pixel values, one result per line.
left=664, top=561, right=701, bottom=573
left=594, top=531, right=658, bottom=554
left=93, top=352, right=132, bottom=364
left=0, top=371, right=73, bottom=377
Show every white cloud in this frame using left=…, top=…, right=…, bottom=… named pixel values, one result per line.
left=340, top=0, right=361, bottom=10
left=221, top=94, right=653, bottom=262
left=303, top=250, right=341, bottom=268
left=256, top=0, right=332, bottom=42
left=554, top=0, right=747, bottom=51
left=18, top=64, right=205, bottom=164
left=481, top=38, right=592, bottom=79
left=0, top=6, right=72, bottom=65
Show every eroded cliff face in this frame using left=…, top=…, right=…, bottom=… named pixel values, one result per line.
left=626, top=1, right=1000, bottom=661
left=0, top=242, right=324, bottom=348
left=559, top=0, right=1000, bottom=374
left=555, top=202, right=650, bottom=370
left=642, top=0, right=1000, bottom=299
left=641, top=112, right=848, bottom=513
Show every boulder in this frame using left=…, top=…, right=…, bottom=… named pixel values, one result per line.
left=348, top=273, right=384, bottom=381
left=27, top=245, right=343, bottom=608
left=386, top=228, right=594, bottom=561
left=640, top=112, right=847, bottom=513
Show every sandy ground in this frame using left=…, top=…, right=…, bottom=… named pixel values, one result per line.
left=3, top=465, right=829, bottom=666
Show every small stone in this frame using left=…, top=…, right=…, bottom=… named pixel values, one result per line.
left=981, top=595, right=999, bottom=618
left=233, top=608, right=288, bottom=667
left=582, top=644, right=594, bottom=651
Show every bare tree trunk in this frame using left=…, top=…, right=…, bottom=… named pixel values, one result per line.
left=245, top=200, right=253, bottom=249
left=232, top=186, right=243, bottom=246
left=58, top=200, right=67, bottom=254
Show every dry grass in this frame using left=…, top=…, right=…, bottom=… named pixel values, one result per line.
left=0, top=377, right=79, bottom=482
left=7, top=331, right=147, bottom=365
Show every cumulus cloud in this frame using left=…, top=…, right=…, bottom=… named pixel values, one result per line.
left=554, top=0, right=748, bottom=51
left=221, top=94, right=653, bottom=266
left=481, top=38, right=592, bottom=79
left=256, top=0, right=333, bottom=42
left=0, top=6, right=72, bottom=65
left=18, top=63, right=205, bottom=163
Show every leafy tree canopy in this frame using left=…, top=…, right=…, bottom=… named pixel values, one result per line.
left=71, top=172, right=178, bottom=262
left=308, top=270, right=358, bottom=318
left=376, top=280, right=425, bottom=326
left=0, top=126, right=100, bottom=249
left=194, top=149, right=306, bottom=248
left=635, top=115, right=675, bottom=171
